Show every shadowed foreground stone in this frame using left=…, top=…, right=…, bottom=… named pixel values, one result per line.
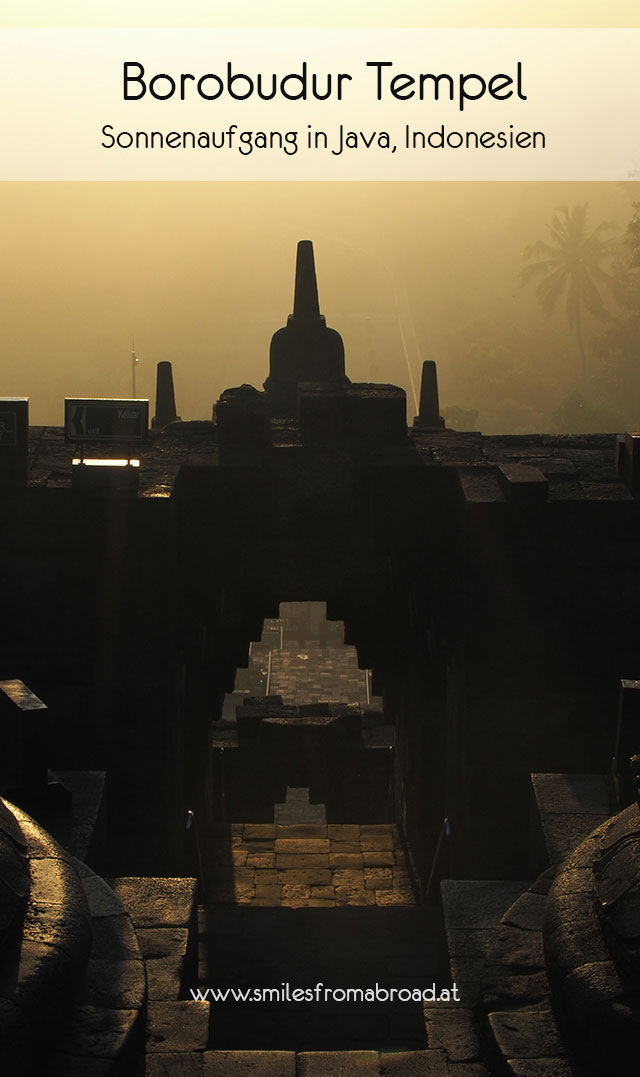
left=147, top=1052, right=204, bottom=1077
left=297, top=1051, right=380, bottom=1076
left=379, top=1049, right=449, bottom=1075
left=203, top=1049, right=296, bottom=1075
left=147, top=1000, right=209, bottom=1053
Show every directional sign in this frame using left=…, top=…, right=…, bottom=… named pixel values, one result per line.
left=64, top=399, right=149, bottom=443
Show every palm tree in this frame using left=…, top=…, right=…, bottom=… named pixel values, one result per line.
left=521, top=204, right=617, bottom=390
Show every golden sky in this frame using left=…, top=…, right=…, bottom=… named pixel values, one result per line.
left=1, top=1, right=638, bottom=27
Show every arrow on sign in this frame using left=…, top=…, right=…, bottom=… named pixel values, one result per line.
left=71, top=406, right=86, bottom=437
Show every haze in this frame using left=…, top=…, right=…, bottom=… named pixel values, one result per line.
left=1, top=181, right=638, bottom=433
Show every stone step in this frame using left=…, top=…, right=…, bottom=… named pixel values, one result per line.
left=109, top=877, right=198, bottom=1002
left=529, top=772, right=610, bottom=873
left=430, top=879, right=530, bottom=1073
left=173, top=1047, right=464, bottom=1075
left=108, top=877, right=206, bottom=1071
left=146, top=999, right=209, bottom=1063
left=481, top=872, right=569, bottom=1077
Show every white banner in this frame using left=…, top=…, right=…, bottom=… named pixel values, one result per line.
left=1, top=28, right=638, bottom=180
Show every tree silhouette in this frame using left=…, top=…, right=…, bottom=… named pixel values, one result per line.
left=521, top=204, right=617, bottom=390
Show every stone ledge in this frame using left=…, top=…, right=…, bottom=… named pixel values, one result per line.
left=1, top=804, right=93, bottom=1063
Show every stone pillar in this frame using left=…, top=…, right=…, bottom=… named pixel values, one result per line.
left=152, top=361, right=179, bottom=429
left=417, top=361, right=445, bottom=429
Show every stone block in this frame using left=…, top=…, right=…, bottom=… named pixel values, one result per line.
left=253, top=886, right=282, bottom=904
left=279, top=868, right=332, bottom=886
left=22, top=900, right=92, bottom=957
left=281, top=884, right=310, bottom=907
left=328, top=825, right=360, bottom=842
left=146, top=1053, right=204, bottom=1077
left=489, top=924, right=545, bottom=970
left=275, top=824, right=327, bottom=839
left=246, top=854, right=276, bottom=869
left=379, top=1050, right=449, bottom=1075
left=145, top=956, right=184, bottom=1001
left=544, top=915, right=610, bottom=983
left=482, top=967, right=550, bottom=1011
left=298, top=384, right=347, bottom=446
left=444, top=927, right=493, bottom=961
left=487, top=1007, right=564, bottom=1059
left=310, top=885, right=335, bottom=900
left=330, top=854, right=364, bottom=869
left=147, top=1001, right=209, bottom=1053
left=541, top=813, right=609, bottom=866
left=375, top=889, right=414, bottom=906
left=363, top=851, right=395, bottom=867
left=425, top=1005, right=479, bottom=1062
left=332, top=869, right=365, bottom=888
left=343, top=384, right=407, bottom=444
left=360, top=836, right=395, bottom=852
left=336, top=889, right=376, bottom=906
left=274, top=839, right=330, bottom=853
left=252, top=869, right=280, bottom=885
left=276, top=855, right=328, bottom=869
left=81, top=957, right=146, bottom=1010
left=441, top=881, right=528, bottom=930
left=501, top=893, right=547, bottom=933
left=531, top=774, right=609, bottom=816
left=55, top=1004, right=140, bottom=1060
left=89, top=914, right=141, bottom=961
left=204, top=1050, right=295, bottom=1075
left=443, top=959, right=484, bottom=1005
left=506, top=1061, right=573, bottom=1076
left=110, top=878, right=196, bottom=929
left=243, top=825, right=276, bottom=842
left=29, top=858, right=88, bottom=917
left=364, top=868, right=393, bottom=890
left=593, top=837, right=640, bottom=910
left=136, top=928, right=189, bottom=962
left=497, top=463, right=548, bottom=504
left=297, top=1050, right=380, bottom=1076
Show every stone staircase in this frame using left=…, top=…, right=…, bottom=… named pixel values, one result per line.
left=2, top=767, right=622, bottom=1074
left=429, top=772, right=613, bottom=1076
left=106, top=878, right=208, bottom=1077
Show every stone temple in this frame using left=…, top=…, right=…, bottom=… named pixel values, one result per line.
left=1, top=241, right=640, bottom=1074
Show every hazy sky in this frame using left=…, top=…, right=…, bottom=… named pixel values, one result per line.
left=1, top=181, right=635, bottom=425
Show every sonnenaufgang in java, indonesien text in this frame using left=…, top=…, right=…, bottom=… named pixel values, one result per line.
left=100, top=123, right=546, bottom=155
